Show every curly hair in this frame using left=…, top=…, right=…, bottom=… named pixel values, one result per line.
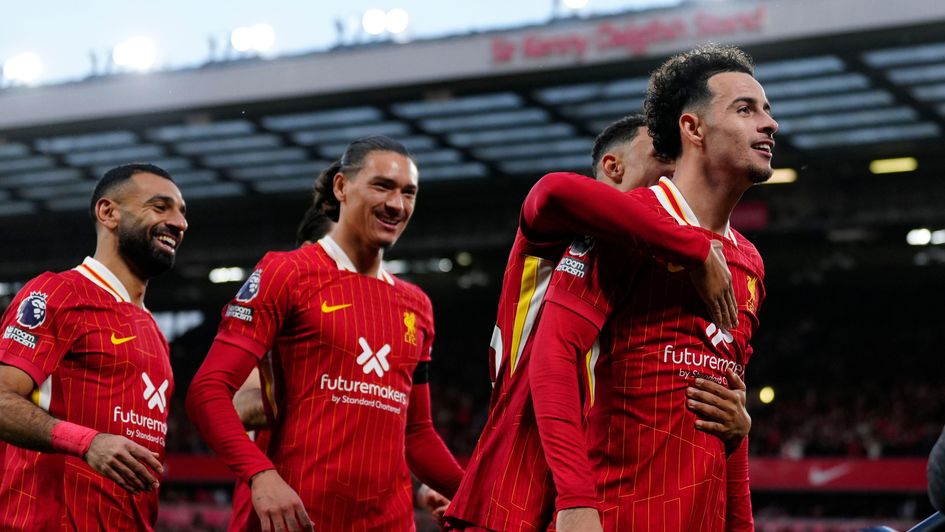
left=644, top=44, right=754, bottom=161
left=311, top=135, right=413, bottom=222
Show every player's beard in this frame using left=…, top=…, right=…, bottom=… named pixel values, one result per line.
left=117, top=217, right=175, bottom=278
left=748, top=164, right=773, bottom=184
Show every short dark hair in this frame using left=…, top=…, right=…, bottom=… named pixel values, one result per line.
left=591, top=114, right=647, bottom=172
left=295, top=204, right=333, bottom=246
left=645, top=43, right=754, bottom=160
left=311, top=135, right=413, bottom=223
left=89, top=163, right=174, bottom=220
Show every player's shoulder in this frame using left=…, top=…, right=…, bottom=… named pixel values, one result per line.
left=253, top=246, right=332, bottom=277
left=730, top=229, right=765, bottom=275
left=536, top=171, right=590, bottom=185
left=5, top=271, right=83, bottom=330
left=512, top=226, right=569, bottom=261
left=392, top=276, right=433, bottom=309
left=18, top=270, right=82, bottom=300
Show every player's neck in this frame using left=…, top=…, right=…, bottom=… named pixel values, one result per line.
left=327, top=226, right=383, bottom=277
left=672, top=156, right=749, bottom=236
left=91, top=248, right=148, bottom=307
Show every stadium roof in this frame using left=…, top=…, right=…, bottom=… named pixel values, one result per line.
left=3, top=0, right=945, bottom=305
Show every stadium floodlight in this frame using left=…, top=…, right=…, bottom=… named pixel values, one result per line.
left=763, top=168, right=797, bottom=185
left=386, top=9, right=409, bottom=34
left=112, top=37, right=157, bottom=71
left=562, top=0, right=589, bottom=9
left=231, top=24, right=276, bottom=53
left=437, top=258, right=454, bottom=273
left=932, top=230, right=945, bottom=245
left=907, top=228, right=932, bottom=246
left=759, top=386, right=775, bottom=404
left=250, top=24, right=276, bottom=52
left=869, top=156, right=917, bottom=174
left=362, top=9, right=387, bottom=36
left=230, top=27, right=254, bottom=52
left=2, top=52, right=42, bottom=85
left=209, top=267, right=246, bottom=283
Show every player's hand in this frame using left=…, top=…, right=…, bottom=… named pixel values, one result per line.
left=687, top=369, right=750, bottom=450
left=689, top=240, right=738, bottom=331
left=556, top=507, right=603, bottom=532
left=416, top=483, right=450, bottom=521
left=84, top=433, right=163, bottom=493
left=251, top=469, right=314, bottom=532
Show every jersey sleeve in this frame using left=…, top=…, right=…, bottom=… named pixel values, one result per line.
left=214, top=253, right=297, bottom=358
left=0, top=273, right=81, bottom=386
left=186, top=339, right=277, bottom=482
left=544, top=240, right=634, bottom=330
left=520, top=172, right=711, bottom=268
left=724, top=437, right=754, bottom=531
left=530, top=300, right=601, bottom=510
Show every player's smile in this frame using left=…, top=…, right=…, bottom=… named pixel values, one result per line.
left=751, top=138, right=774, bottom=159
left=152, top=226, right=181, bottom=255
left=373, top=208, right=405, bottom=234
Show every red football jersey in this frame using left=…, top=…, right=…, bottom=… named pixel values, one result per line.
left=0, top=257, right=173, bottom=531
left=448, top=173, right=713, bottom=532
left=215, top=236, right=435, bottom=531
left=545, top=178, right=765, bottom=532
left=446, top=228, right=566, bottom=531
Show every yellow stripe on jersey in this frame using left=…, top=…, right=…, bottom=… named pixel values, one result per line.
left=508, top=255, right=553, bottom=374
left=260, top=355, right=279, bottom=421
left=584, top=340, right=600, bottom=407
left=661, top=181, right=695, bottom=226
left=31, top=376, right=52, bottom=411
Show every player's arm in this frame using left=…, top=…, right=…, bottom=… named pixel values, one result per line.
left=723, top=436, right=753, bottom=531
left=186, top=339, right=312, bottom=532
left=530, top=300, right=603, bottom=532
left=522, top=172, right=736, bottom=329
left=234, top=368, right=267, bottom=430
left=0, top=364, right=163, bottom=493
left=404, top=363, right=464, bottom=499
left=415, top=482, right=450, bottom=522
left=522, top=172, right=706, bottom=264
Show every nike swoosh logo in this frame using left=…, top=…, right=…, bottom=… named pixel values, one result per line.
left=110, top=333, right=137, bottom=345
left=808, top=463, right=851, bottom=486
left=667, top=262, right=685, bottom=273
left=321, top=302, right=352, bottom=314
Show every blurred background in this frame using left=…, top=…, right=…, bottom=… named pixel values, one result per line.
left=2, top=0, right=944, bottom=530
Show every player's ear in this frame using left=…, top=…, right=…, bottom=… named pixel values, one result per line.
left=600, top=153, right=623, bottom=184
left=680, top=112, right=704, bottom=148
left=332, top=171, right=347, bottom=203
left=95, top=197, right=120, bottom=230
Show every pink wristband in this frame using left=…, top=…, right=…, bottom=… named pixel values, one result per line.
left=50, top=421, right=99, bottom=457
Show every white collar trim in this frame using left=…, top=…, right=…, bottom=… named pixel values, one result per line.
left=317, top=236, right=394, bottom=285
left=650, top=177, right=736, bottom=245
left=74, top=256, right=133, bottom=303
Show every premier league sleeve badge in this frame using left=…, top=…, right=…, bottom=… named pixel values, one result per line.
left=16, top=292, right=48, bottom=330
